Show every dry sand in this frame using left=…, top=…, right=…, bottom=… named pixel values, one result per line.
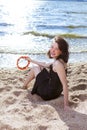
left=0, top=63, right=87, bottom=130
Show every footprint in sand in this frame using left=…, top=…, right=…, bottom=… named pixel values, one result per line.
left=69, top=80, right=87, bottom=107
left=4, top=96, right=17, bottom=105
left=13, top=90, right=23, bottom=97
left=0, top=124, right=12, bottom=130
left=0, top=86, right=12, bottom=92
left=72, top=84, right=87, bottom=91
left=38, top=126, right=48, bottom=130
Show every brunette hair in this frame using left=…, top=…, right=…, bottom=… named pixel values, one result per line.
left=47, top=36, right=69, bottom=63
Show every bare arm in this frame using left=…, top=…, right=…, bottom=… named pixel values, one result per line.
left=26, top=56, right=52, bottom=68
left=54, top=61, right=69, bottom=108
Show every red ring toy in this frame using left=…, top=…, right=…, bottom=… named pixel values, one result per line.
left=17, top=56, right=30, bottom=70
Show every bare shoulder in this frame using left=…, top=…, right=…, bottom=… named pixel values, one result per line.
left=54, top=60, right=64, bottom=68
left=53, top=59, right=67, bottom=72
left=53, top=60, right=63, bottom=72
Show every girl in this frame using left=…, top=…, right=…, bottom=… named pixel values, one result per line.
left=23, top=36, right=69, bottom=110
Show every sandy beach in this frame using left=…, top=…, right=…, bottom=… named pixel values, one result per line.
left=0, top=63, right=87, bottom=130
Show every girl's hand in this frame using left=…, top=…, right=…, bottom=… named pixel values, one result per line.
left=25, top=56, right=32, bottom=62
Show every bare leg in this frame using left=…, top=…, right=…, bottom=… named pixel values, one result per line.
left=23, top=66, right=41, bottom=89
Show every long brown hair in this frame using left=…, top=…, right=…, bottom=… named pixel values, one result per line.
left=47, top=36, right=69, bottom=63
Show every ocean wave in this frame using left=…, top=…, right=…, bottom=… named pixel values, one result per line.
left=0, top=23, right=13, bottom=27
left=23, top=31, right=87, bottom=38
left=0, top=51, right=46, bottom=55
left=37, top=24, right=87, bottom=29
left=0, top=50, right=87, bottom=55
left=0, top=31, right=7, bottom=36
left=65, top=11, right=87, bottom=14
left=66, top=25, right=87, bottom=29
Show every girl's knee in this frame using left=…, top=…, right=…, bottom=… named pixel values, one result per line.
left=33, top=66, right=41, bottom=71
left=32, top=66, right=41, bottom=77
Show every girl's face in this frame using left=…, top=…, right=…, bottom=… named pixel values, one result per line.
left=50, top=42, right=62, bottom=59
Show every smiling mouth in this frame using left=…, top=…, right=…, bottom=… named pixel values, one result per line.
left=51, top=53, right=56, bottom=56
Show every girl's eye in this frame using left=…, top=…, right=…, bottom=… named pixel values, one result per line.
left=50, top=46, right=59, bottom=50
left=50, top=46, right=53, bottom=49
left=55, top=48, right=59, bottom=51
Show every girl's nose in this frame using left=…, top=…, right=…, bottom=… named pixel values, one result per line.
left=52, top=48, right=55, bottom=52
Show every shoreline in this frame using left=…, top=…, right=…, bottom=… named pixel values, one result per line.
left=0, top=51, right=87, bottom=68
left=0, top=62, right=87, bottom=130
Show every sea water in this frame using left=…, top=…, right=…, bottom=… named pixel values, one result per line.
left=0, top=0, right=87, bottom=68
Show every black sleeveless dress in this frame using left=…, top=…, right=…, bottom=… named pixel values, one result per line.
left=31, top=65, right=63, bottom=100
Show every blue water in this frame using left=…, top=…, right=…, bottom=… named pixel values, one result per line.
left=0, top=0, right=87, bottom=68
